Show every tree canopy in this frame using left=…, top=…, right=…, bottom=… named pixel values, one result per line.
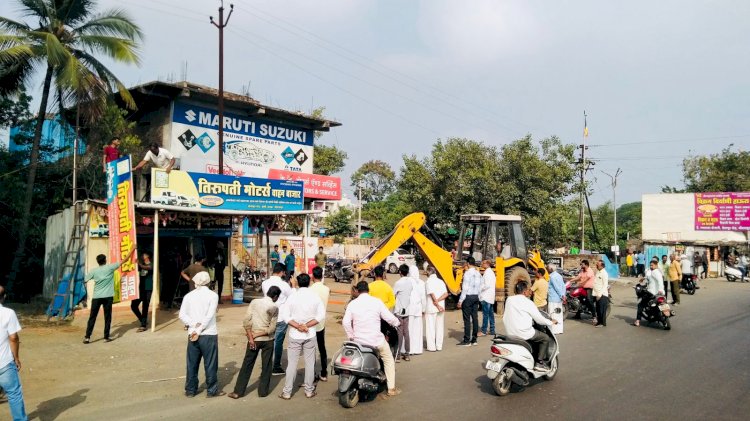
left=313, top=144, right=347, bottom=176
left=681, top=146, right=750, bottom=192
left=351, top=160, right=395, bottom=202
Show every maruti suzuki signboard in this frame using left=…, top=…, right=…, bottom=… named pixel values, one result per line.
left=170, top=101, right=314, bottom=178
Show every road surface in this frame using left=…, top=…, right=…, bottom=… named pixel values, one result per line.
left=11, top=277, right=750, bottom=420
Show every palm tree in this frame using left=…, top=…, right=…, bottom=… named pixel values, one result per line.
left=0, top=0, right=142, bottom=292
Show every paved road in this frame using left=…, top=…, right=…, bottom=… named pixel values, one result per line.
left=17, top=278, right=750, bottom=420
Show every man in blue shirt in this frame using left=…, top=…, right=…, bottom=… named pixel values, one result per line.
left=636, top=251, right=646, bottom=277
left=457, top=257, right=482, bottom=346
left=546, top=264, right=565, bottom=334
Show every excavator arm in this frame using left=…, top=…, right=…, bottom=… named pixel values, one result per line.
left=354, top=212, right=461, bottom=294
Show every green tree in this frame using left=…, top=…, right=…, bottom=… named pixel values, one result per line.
left=351, top=160, right=395, bottom=202
left=362, top=191, right=414, bottom=237
left=324, top=207, right=355, bottom=240
left=0, top=0, right=142, bottom=291
left=313, top=144, right=347, bottom=175
left=397, top=135, right=577, bottom=249
left=616, top=201, right=642, bottom=242
left=0, top=91, right=31, bottom=127
left=681, top=145, right=750, bottom=192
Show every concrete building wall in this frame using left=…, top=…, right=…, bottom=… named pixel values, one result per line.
left=642, top=193, right=747, bottom=244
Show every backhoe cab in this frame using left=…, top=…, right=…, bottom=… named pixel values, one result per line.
left=354, top=212, right=545, bottom=310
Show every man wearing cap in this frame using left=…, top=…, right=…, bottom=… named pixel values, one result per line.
left=179, top=271, right=223, bottom=397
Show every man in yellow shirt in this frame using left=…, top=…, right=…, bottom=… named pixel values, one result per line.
left=626, top=252, right=634, bottom=277
left=668, top=254, right=682, bottom=305
left=368, top=266, right=395, bottom=310
left=530, top=268, right=549, bottom=310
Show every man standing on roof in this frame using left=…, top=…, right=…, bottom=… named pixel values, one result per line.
left=132, top=142, right=176, bottom=201
left=102, top=137, right=121, bottom=173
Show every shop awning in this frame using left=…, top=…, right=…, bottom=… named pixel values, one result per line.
left=135, top=202, right=319, bottom=216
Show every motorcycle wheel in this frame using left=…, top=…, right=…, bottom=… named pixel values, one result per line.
left=562, top=304, right=569, bottom=320
left=492, top=367, right=513, bottom=396
left=544, top=356, right=559, bottom=381
left=662, top=316, right=671, bottom=331
left=688, top=285, right=696, bottom=295
left=338, top=387, right=359, bottom=408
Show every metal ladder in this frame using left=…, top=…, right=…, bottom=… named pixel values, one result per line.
left=47, top=202, right=90, bottom=320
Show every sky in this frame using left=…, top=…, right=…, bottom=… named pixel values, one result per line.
left=2, top=0, right=749, bottom=206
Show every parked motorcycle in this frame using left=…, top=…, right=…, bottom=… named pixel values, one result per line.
left=563, top=281, right=612, bottom=320
left=333, top=323, right=399, bottom=408
left=484, top=314, right=559, bottom=396
left=634, top=284, right=673, bottom=330
left=232, top=265, right=264, bottom=292
left=332, top=260, right=356, bottom=283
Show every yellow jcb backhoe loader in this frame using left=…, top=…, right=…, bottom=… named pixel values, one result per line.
left=353, top=212, right=546, bottom=311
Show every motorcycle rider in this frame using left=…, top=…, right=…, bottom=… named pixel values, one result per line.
left=503, top=281, right=557, bottom=371
left=568, top=260, right=596, bottom=321
left=633, top=260, right=665, bottom=327
left=342, top=281, right=402, bottom=397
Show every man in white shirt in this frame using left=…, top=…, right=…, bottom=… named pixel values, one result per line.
left=478, top=260, right=496, bottom=337
left=502, top=281, right=555, bottom=371
left=634, top=260, right=665, bottom=327
left=309, top=267, right=330, bottom=382
left=342, top=281, right=402, bottom=397
left=0, top=286, right=27, bottom=421
left=178, top=272, right=223, bottom=397
left=279, top=274, right=325, bottom=399
left=262, top=263, right=293, bottom=375
left=457, top=257, right=482, bottom=346
left=680, top=255, right=693, bottom=293
left=132, top=142, right=176, bottom=173
left=392, top=264, right=412, bottom=361
left=592, top=260, right=609, bottom=328
left=424, top=268, right=448, bottom=352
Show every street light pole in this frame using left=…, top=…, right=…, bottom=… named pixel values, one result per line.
left=210, top=1, right=233, bottom=175
left=602, top=168, right=622, bottom=247
left=357, top=183, right=362, bottom=237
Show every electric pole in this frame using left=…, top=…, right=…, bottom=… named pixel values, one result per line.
left=578, top=111, right=588, bottom=251
left=357, top=183, right=362, bottom=237
left=602, top=168, right=622, bottom=247
left=210, top=1, right=233, bottom=175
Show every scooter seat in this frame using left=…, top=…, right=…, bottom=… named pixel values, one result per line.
left=342, top=341, right=380, bottom=355
left=493, top=337, right=533, bottom=354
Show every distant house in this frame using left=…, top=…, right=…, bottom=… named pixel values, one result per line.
left=8, top=114, right=85, bottom=162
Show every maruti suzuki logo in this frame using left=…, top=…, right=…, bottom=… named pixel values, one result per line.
left=185, top=109, right=196, bottom=122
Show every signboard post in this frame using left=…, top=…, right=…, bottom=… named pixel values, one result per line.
left=106, top=156, right=139, bottom=302
left=694, top=192, right=750, bottom=231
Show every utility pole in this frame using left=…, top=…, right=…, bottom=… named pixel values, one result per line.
left=357, top=182, right=362, bottom=238
left=602, top=168, right=622, bottom=247
left=210, top=1, right=233, bottom=175
left=578, top=111, right=588, bottom=251
left=72, top=101, right=80, bottom=204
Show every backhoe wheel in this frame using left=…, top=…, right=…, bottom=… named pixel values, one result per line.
left=505, top=266, right=531, bottom=298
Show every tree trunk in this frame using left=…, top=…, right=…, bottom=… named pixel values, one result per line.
left=7, top=65, right=55, bottom=295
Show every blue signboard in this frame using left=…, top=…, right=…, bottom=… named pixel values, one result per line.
left=151, top=169, right=304, bottom=212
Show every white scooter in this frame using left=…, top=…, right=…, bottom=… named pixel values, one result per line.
left=484, top=315, right=559, bottom=396
left=725, top=265, right=744, bottom=282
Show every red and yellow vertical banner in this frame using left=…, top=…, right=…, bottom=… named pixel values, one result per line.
left=106, top=156, right=139, bottom=302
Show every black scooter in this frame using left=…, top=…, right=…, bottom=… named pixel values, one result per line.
left=333, top=323, right=399, bottom=408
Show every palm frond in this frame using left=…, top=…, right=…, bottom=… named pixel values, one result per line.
left=74, top=49, right=136, bottom=110
left=73, top=9, right=143, bottom=40
left=26, top=30, right=68, bottom=67
left=56, top=0, right=97, bottom=26
left=0, top=16, right=32, bottom=34
left=76, top=34, right=140, bottom=65
left=18, top=0, right=52, bottom=24
left=0, top=54, right=39, bottom=95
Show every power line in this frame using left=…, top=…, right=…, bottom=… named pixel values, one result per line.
left=232, top=0, right=533, bottom=133
left=589, top=134, right=750, bottom=147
